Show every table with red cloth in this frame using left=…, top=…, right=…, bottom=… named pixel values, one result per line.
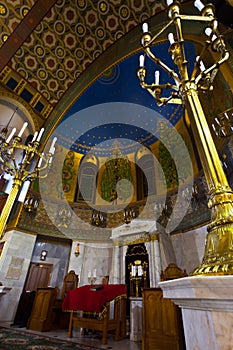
left=62, top=284, right=126, bottom=313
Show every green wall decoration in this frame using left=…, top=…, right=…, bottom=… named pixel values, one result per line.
left=100, top=142, right=132, bottom=203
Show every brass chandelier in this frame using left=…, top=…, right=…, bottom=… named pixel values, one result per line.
left=137, top=0, right=233, bottom=275
left=0, top=111, right=57, bottom=238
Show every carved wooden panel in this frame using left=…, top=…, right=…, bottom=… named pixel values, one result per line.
left=142, top=288, right=185, bottom=350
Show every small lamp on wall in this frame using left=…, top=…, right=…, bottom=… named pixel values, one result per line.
left=75, top=243, right=80, bottom=257
left=40, top=250, right=48, bottom=261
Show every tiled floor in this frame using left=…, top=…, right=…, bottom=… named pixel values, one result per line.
left=0, top=322, right=142, bottom=350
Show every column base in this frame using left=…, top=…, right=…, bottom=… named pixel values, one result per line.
left=191, top=260, right=233, bottom=276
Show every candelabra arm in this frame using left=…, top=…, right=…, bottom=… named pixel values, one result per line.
left=196, top=49, right=229, bottom=88
left=0, top=134, right=56, bottom=237
left=172, top=14, right=189, bottom=82
left=146, top=19, right=174, bottom=46
left=0, top=179, right=22, bottom=238
left=145, top=47, right=180, bottom=84
left=142, top=85, right=182, bottom=106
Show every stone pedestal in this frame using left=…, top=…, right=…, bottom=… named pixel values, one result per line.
left=159, top=276, right=233, bottom=350
left=130, top=297, right=142, bottom=342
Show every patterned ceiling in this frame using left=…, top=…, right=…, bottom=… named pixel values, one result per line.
left=0, top=0, right=165, bottom=116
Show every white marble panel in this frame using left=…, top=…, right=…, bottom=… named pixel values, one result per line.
left=171, top=224, right=208, bottom=274
left=0, top=230, right=36, bottom=322
left=130, top=297, right=142, bottom=342
left=181, top=308, right=217, bottom=350
left=79, top=242, right=113, bottom=286
left=212, top=311, right=233, bottom=350
left=159, top=276, right=233, bottom=350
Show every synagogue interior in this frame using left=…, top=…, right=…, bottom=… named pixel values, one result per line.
left=0, top=0, right=233, bottom=349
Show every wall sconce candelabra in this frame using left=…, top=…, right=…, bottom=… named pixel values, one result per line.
left=0, top=113, right=57, bottom=238
left=24, top=193, right=40, bottom=216
left=137, top=0, right=233, bottom=275
left=74, top=243, right=80, bottom=257
left=212, top=107, right=233, bottom=137
left=124, top=207, right=138, bottom=224
left=91, top=209, right=106, bottom=227
left=40, top=250, right=48, bottom=261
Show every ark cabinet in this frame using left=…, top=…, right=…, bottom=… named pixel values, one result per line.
left=142, top=288, right=185, bottom=350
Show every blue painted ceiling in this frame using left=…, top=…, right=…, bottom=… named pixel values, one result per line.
left=56, top=41, right=196, bottom=156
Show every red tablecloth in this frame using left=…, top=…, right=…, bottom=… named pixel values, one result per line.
left=62, top=284, right=126, bottom=313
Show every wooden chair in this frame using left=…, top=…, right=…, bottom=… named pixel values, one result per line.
left=160, top=263, right=187, bottom=281
left=61, top=270, right=79, bottom=299
left=52, top=270, right=79, bottom=329
left=102, top=275, right=109, bottom=285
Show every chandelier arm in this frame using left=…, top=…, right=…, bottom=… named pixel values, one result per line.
left=195, top=50, right=230, bottom=86
left=190, top=40, right=212, bottom=81
left=172, top=15, right=189, bottom=81
left=177, top=14, right=216, bottom=24
left=147, top=19, right=174, bottom=46
left=145, top=47, right=180, bottom=83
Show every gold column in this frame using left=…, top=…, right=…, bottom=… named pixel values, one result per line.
left=137, top=1, right=233, bottom=275
left=182, top=80, right=233, bottom=275
left=0, top=179, right=22, bottom=236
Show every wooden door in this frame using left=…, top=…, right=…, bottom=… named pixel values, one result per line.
left=24, top=262, right=53, bottom=292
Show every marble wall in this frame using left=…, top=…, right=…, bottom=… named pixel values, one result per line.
left=159, top=276, right=233, bottom=350
left=68, top=241, right=113, bottom=286
left=0, top=230, right=36, bottom=322
left=0, top=221, right=209, bottom=323
left=0, top=230, right=71, bottom=321
left=171, top=224, right=208, bottom=274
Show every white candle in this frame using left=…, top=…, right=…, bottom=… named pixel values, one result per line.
left=88, top=270, right=91, bottom=278
left=37, top=153, right=44, bottom=168
left=139, top=54, right=145, bottom=67
left=18, top=122, right=28, bottom=138
left=138, top=265, right=143, bottom=276
left=196, top=56, right=205, bottom=72
left=142, top=23, right=148, bottom=33
left=168, top=32, right=175, bottom=45
left=49, top=137, right=57, bottom=154
left=36, top=127, right=45, bottom=142
left=173, top=73, right=179, bottom=87
left=93, top=269, right=96, bottom=278
left=199, top=60, right=206, bottom=72
left=194, top=0, right=205, bottom=11
left=32, top=131, right=38, bottom=142
left=6, top=127, right=17, bottom=143
left=154, top=70, right=160, bottom=85
left=205, top=27, right=217, bottom=41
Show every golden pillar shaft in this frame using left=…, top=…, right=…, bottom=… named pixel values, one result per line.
left=0, top=179, right=22, bottom=238
left=183, top=82, right=233, bottom=275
